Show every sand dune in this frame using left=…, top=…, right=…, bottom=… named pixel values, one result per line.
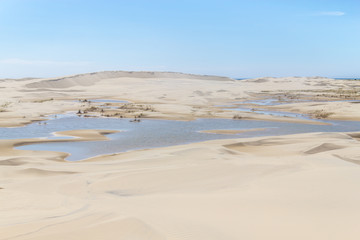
left=3, top=71, right=358, bottom=127
left=1, top=132, right=360, bottom=239
left=1, top=72, right=360, bottom=239
left=25, top=71, right=233, bottom=89
left=304, top=142, right=345, bottom=154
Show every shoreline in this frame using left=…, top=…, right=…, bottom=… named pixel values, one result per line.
left=1, top=129, right=118, bottom=162
left=0, top=106, right=335, bottom=128
left=8, top=116, right=360, bottom=162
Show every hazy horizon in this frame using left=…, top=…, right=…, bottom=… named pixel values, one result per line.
left=1, top=69, right=359, bottom=81
left=0, top=0, right=359, bottom=78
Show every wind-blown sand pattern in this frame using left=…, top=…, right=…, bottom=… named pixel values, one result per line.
left=1, top=71, right=360, bottom=239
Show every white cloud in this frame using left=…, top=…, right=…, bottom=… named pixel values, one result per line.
left=0, top=58, right=91, bottom=66
left=316, top=11, right=345, bottom=16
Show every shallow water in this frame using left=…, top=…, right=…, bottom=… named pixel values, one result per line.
left=228, top=107, right=306, bottom=119
left=1, top=114, right=357, bottom=160
left=238, top=98, right=360, bottom=106
left=241, top=99, right=281, bottom=105
left=227, top=98, right=360, bottom=120
left=224, top=104, right=307, bottom=119
left=89, top=99, right=128, bottom=103
left=73, top=99, right=128, bottom=103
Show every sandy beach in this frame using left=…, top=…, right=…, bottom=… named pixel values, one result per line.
left=1, top=71, right=360, bottom=239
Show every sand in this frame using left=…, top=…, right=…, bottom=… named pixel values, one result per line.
left=1, top=71, right=360, bottom=239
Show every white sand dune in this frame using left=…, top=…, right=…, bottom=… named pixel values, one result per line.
left=25, top=71, right=233, bottom=89
left=1, top=71, right=360, bottom=239
left=1, top=132, right=360, bottom=239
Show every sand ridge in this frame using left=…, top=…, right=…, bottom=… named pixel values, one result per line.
left=0, top=129, right=118, bottom=161
left=25, top=71, right=234, bottom=89
left=1, top=132, right=360, bottom=239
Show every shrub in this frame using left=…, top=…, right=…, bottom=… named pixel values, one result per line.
left=311, top=110, right=333, bottom=119
left=233, top=114, right=242, bottom=119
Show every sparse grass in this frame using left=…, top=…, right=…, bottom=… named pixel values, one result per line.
left=77, top=102, right=155, bottom=119
left=311, top=110, right=334, bottom=119
left=1, top=102, right=11, bottom=108
left=314, top=88, right=360, bottom=99
left=276, top=88, right=360, bottom=100
left=84, top=106, right=99, bottom=112
left=33, top=98, right=54, bottom=103
left=233, top=114, right=243, bottom=120
left=118, top=103, right=155, bottom=112
left=0, top=102, right=11, bottom=112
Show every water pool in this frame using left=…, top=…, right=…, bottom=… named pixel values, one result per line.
left=2, top=114, right=357, bottom=160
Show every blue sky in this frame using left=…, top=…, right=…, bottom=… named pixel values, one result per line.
left=0, top=0, right=359, bottom=78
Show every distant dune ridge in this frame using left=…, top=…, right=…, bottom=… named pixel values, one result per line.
left=242, top=76, right=333, bottom=83
left=25, top=71, right=234, bottom=89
